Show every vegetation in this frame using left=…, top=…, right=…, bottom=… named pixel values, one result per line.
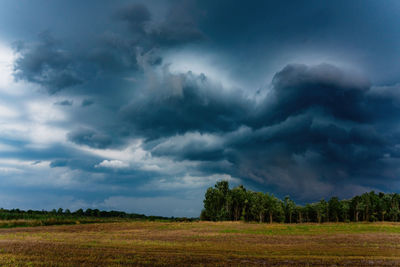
left=0, top=221, right=399, bottom=266
left=201, top=181, right=400, bottom=223
left=0, top=208, right=195, bottom=228
left=0, top=184, right=398, bottom=266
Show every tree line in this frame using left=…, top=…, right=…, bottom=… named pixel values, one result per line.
left=0, top=208, right=195, bottom=222
left=201, top=181, right=400, bottom=223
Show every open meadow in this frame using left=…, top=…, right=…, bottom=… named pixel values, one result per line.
left=0, top=221, right=399, bottom=266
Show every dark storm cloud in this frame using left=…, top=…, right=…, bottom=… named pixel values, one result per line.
left=234, top=64, right=400, bottom=198
left=13, top=32, right=83, bottom=93
left=114, top=3, right=151, bottom=34
left=126, top=63, right=400, bottom=200
left=13, top=2, right=204, bottom=95
left=260, top=64, right=372, bottom=125
left=67, top=128, right=112, bottom=149
left=196, top=0, right=400, bottom=85
left=53, top=61, right=397, bottom=199
left=115, top=2, right=204, bottom=46
left=148, top=1, right=204, bottom=47
left=4, top=0, right=400, bottom=214
left=121, top=71, right=250, bottom=139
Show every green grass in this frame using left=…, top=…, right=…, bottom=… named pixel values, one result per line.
left=219, top=222, right=400, bottom=235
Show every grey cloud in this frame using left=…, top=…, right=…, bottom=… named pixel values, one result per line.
left=30, top=61, right=400, bottom=201
left=6, top=0, right=400, bottom=217
left=258, top=64, right=372, bottom=126
left=147, top=132, right=225, bottom=161
left=67, top=128, right=112, bottom=149
left=50, top=159, right=69, bottom=168
left=115, top=2, right=204, bottom=47
left=149, top=1, right=204, bottom=47
left=81, top=99, right=94, bottom=107
left=13, top=2, right=203, bottom=94
left=124, top=63, right=400, bottom=200
left=120, top=71, right=250, bottom=139
left=54, top=100, right=73, bottom=106
left=115, top=3, right=151, bottom=34
left=13, top=32, right=83, bottom=93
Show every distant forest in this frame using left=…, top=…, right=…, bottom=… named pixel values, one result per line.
left=0, top=208, right=194, bottom=222
left=201, top=181, right=400, bottom=223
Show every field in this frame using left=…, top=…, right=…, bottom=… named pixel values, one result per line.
left=0, top=221, right=399, bottom=266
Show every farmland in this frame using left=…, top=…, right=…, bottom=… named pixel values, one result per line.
left=0, top=221, right=399, bottom=266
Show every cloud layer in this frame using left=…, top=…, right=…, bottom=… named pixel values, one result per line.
left=1, top=0, right=400, bottom=216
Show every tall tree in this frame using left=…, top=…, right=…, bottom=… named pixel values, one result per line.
left=230, top=186, right=246, bottom=221
left=203, top=181, right=231, bottom=221
left=389, top=193, right=400, bottom=222
left=328, top=197, right=341, bottom=222
left=250, top=192, right=266, bottom=222
left=340, top=200, right=350, bottom=222
left=304, top=204, right=314, bottom=223
left=201, top=181, right=400, bottom=223
left=351, top=196, right=363, bottom=222
left=265, top=193, right=281, bottom=223
left=377, top=193, right=390, bottom=221
left=316, top=200, right=328, bottom=223
left=283, top=196, right=296, bottom=223
left=296, top=205, right=305, bottom=223
left=361, top=192, right=372, bottom=221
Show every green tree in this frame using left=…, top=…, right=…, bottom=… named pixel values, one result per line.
left=340, top=200, right=350, bottom=222
left=316, top=199, right=328, bottom=223
left=203, top=180, right=232, bottom=221
left=388, top=193, right=400, bottom=221
left=304, top=203, right=314, bottom=222
left=230, top=185, right=246, bottom=221
left=351, top=196, right=363, bottom=222
left=201, top=181, right=400, bottom=223
left=265, top=193, right=281, bottom=223
left=75, top=209, right=84, bottom=216
left=361, top=192, right=372, bottom=221
left=296, top=205, right=305, bottom=223
left=283, top=196, right=296, bottom=223
left=203, top=187, right=223, bottom=221
left=250, top=192, right=266, bottom=222
left=328, top=197, right=341, bottom=222
left=377, top=193, right=390, bottom=221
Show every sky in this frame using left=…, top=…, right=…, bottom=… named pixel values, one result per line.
left=0, top=0, right=400, bottom=217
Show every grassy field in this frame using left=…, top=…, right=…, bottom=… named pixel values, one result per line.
left=0, top=221, right=399, bottom=266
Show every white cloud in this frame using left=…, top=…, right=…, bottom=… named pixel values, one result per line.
left=141, top=173, right=240, bottom=191
left=0, top=158, right=50, bottom=168
left=27, top=100, right=67, bottom=123
left=0, top=143, right=17, bottom=152
left=164, top=50, right=240, bottom=90
left=151, top=131, right=224, bottom=155
left=79, top=138, right=200, bottom=175
left=27, top=124, right=67, bottom=148
left=95, top=159, right=129, bottom=169
left=0, top=104, right=19, bottom=119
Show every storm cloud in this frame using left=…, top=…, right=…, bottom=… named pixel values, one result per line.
left=1, top=0, right=400, bottom=216
left=132, top=63, right=400, bottom=199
